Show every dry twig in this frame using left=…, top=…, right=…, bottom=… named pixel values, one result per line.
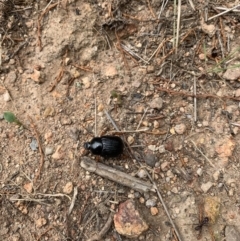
left=48, top=66, right=64, bottom=92
left=157, top=87, right=240, bottom=102
left=37, top=2, right=59, bottom=50
left=208, top=4, right=240, bottom=21
left=68, top=186, right=78, bottom=215
left=190, top=140, right=215, bottom=168
left=81, top=157, right=155, bottom=193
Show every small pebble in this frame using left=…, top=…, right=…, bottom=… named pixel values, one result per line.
left=166, top=177, right=170, bottom=182
left=139, top=197, right=145, bottom=204
left=197, top=168, right=203, bottom=176
left=149, top=97, right=163, bottom=110
left=98, top=103, right=104, bottom=112
left=174, top=123, right=186, bottom=134
left=45, top=146, right=54, bottom=156
left=146, top=198, right=157, bottom=208
left=137, top=169, right=148, bottom=179
left=82, top=77, right=91, bottom=88
left=171, top=187, right=178, bottom=194
left=212, top=170, right=220, bottom=181
left=85, top=174, right=91, bottom=180
left=161, top=161, right=169, bottom=171
left=202, top=120, right=209, bottom=126
left=9, top=59, right=15, bottom=65
left=150, top=207, right=158, bottom=216
left=142, top=120, right=149, bottom=127
left=228, top=188, right=234, bottom=196
left=128, top=193, right=135, bottom=199
left=201, top=181, right=213, bottom=193
left=3, top=91, right=11, bottom=102
left=148, top=145, right=157, bottom=151
left=235, top=89, right=240, bottom=97
left=146, top=65, right=155, bottom=73
left=144, top=154, right=157, bottom=167
left=166, top=170, right=174, bottom=178
left=35, top=218, right=47, bottom=228
left=158, top=145, right=165, bottom=153
left=199, top=53, right=206, bottom=60
left=127, top=136, right=134, bottom=145
left=153, top=120, right=159, bottom=128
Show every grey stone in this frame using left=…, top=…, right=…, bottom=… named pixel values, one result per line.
left=144, top=154, right=157, bottom=167
left=145, top=198, right=157, bottom=208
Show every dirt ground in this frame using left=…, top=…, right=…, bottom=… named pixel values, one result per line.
left=1, top=0, right=240, bottom=240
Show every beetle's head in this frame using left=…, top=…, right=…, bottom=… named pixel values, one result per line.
left=84, top=142, right=91, bottom=150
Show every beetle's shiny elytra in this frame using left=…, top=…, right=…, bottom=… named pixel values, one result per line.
left=84, top=136, right=124, bottom=157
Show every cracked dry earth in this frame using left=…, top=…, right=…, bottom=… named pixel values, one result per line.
left=1, top=0, right=240, bottom=241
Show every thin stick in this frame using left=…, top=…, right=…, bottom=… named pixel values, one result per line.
left=215, top=6, right=240, bottom=12
left=193, top=76, right=197, bottom=122
left=36, top=192, right=71, bottom=200
left=136, top=107, right=149, bottom=130
left=68, top=186, right=78, bottom=214
left=121, top=43, right=149, bottom=64
left=0, top=34, right=2, bottom=67
left=148, top=38, right=167, bottom=62
left=37, top=2, right=59, bottom=50
left=109, top=128, right=149, bottom=134
left=146, top=0, right=157, bottom=18
left=208, top=4, right=240, bottom=21
left=94, top=97, right=97, bottom=137
left=36, top=227, right=53, bottom=241
left=158, top=0, right=169, bottom=19
left=173, top=0, right=176, bottom=49
left=104, top=110, right=120, bottom=132
left=175, top=0, right=181, bottom=51
left=48, top=66, right=64, bottom=92
left=86, top=212, right=114, bottom=241
left=157, top=86, right=240, bottom=101
left=190, top=140, right=215, bottom=168
left=230, top=122, right=240, bottom=127
left=187, top=0, right=195, bottom=11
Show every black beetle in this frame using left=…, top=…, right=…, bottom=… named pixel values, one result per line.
left=84, top=136, right=124, bottom=157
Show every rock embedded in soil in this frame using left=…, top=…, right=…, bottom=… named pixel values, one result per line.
left=201, top=181, right=213, bottom=193
left=137, top=169, right=148, bottom=179
left=204, top=196, right=220, bottom=224
left=174, top=123, right=186, bottom=134
left=45, top=146, right=54, bottom=155
left=149, top=97, right=163, bottom=109
left=35, top=218, right=47, bottom=228
left=144, top=153, right=157, bottom=167
left=223, top=62, right=240, bottom=81
left=3, top=91, right=11, bottom=102
left=150, top=207, right=158, bottom=216
left=114, top=199, right=149, bottom=238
